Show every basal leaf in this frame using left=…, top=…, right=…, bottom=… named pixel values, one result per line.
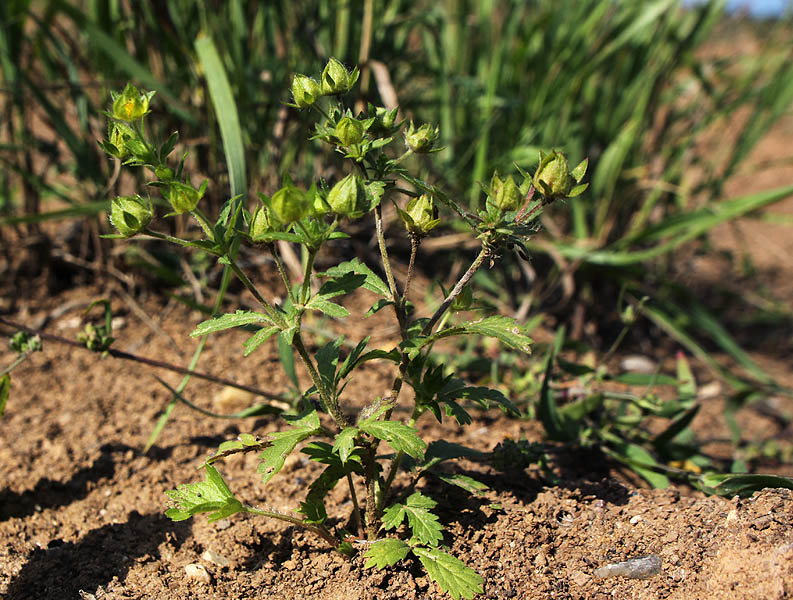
left=191, top=310, right=271, bottom=337
left=258, top=410, right=321, bottom=484
left=165, top=465, right=245, bottom=522
left=364, top=538, right=411, bottom=569
left=358, top=419, right=426, bottom=460
left=413, top=546, right=484, bottom=600
left=243, top=325, right=279, bottom=356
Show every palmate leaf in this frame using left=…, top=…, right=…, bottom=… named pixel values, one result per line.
left=190, top=310, right=272, bottom=337
left=413, top=546, right=484, bottom=600
left=258, top=410, right=321, bottom=484
left=358, top=419, right=426, bottom=460
left=165, top=465, right=245, bottom=522
left=382, top=492, right=443, bottom=547
left=364, top=538, right=411, bottom=569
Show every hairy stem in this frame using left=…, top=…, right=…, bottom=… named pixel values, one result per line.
left=246, top=506, right=337, bottom=548
left=422, top=245, right=490, bottom=336
left=292, top=333, right=349, bottom=429
left=269, top=242, right=296, bottom=305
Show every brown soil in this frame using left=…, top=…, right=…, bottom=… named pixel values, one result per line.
left=2, top=264, right=793, bottom=600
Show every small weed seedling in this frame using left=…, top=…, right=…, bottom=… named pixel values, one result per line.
left=102, top=62, right=587, bottom=599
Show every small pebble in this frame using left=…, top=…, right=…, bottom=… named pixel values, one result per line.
left=184, top=563, right=211, bottom=584
left=201, top=549, right=231, bottom=567
left=629, top=515, right=642, bottom=525
left=593, top=555, right=661, bottom=579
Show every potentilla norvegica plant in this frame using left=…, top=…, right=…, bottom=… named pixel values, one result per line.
left=102, top=62, right=587, bottom=599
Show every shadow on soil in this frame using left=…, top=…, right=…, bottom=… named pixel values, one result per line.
left=6, top=512, right=191, bottom=600
left=0, top=444, right=136, bottom=521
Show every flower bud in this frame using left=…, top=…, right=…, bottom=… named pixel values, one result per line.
left=320, top=58, right=359, bottom=96
left=107, top=123, right=132, bottom=159
left=327, top=174, right=367, bottom=217
left=111, top=83, right=154, bottom=122
left=400, top=194, right=440, bottom=235
left=109, top=195, right=153, bottom=237
left=291, top=74, right=322, bottom=108
left=533, top=150, right=574, bottom=200
left=270, top=181, right=310, bottom=223
left=249, top=205, right=275, bottom=242
left=335, top=116, right=365, bottom=146
left=404, top=121, right=440, bottom=153
left=491, top=173, right=521, bottom=211
left=167, top=182, right=203, bottom=214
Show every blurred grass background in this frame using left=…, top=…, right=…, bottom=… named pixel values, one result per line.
left=2, top=0, right=793, bottom=390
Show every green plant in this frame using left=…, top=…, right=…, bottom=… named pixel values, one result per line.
left=100, top=61, right=588, bottom=598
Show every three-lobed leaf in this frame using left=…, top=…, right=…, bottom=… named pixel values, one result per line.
left=382, top=492, right=443, bottom=547
left=364, top=538, right=411, bottom=569
left=413, top=546, right=484, bottom=600
left=358, top=419, right=426, bottom=460
left=165, top=465, right=245, bottom=522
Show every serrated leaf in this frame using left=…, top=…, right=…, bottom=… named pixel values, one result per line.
left=258, top=410, right=321, bottom=483
left=305, top=298, right=350, bottom=318
left=243, top=325, right=279, bottom=356
left=382, top=503, right=407, bottom=530
left=460, top=316, right=533, bottom=354
left=191, top=310, right=271, bottom=337
left=322, top=258, right=391, bottom=298
left=165, top=465, right=245, bottom=522
left=413, top=546, right=483, bottom=600
left=358, top=420, right=426, bottom=460
left=364, top=538, right=411, bottom=569
left=316, top=272, right=368, bottom=300
left=298, top=497, right=328, bottom=523
left=333, top=427, right=358, bottom=463
left=437, top=474, right=489, bottom=495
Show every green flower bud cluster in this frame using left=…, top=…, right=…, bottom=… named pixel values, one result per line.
left=9, top=331, right=42, bottom=354
left=248, top=204, right=276, bottom=243
left=397, top=194, right=440, bottom=236
left=109, top=195, right=153, bottom=238
left=291, top=58, right=359, bottom=109
left=369, top=104, right=401, bottom=137
left=533, top=150, right=588, bottom=202
left=404, top=122, right=440, bottom=153
left=489, top=173, right=522, bottom=212
left=165, top=180, right=207, bottom=215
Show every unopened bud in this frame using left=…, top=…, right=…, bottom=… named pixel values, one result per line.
left=167, top=182, right=204, bottom=214
left=491, top=173, right=521, bottom=211
left=291, top=74, right=322, bottom=108
left=320, top=58, right=359, bottom=96
left=335, top=117, right=365, bottom=146
left=327, top=174, right=367, bottom=217
left=109, top=195, right=153, bottom=237
left=400, top=194, right=439, bottom=235
left=249, top=205, right=275, bottom=242
left=270, top=181, right=310, bottom=223
left=404, top=122, right=440, bottom=153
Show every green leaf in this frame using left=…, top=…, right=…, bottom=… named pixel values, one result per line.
left=610, top=442, right=670, bottom=489
left=382, top=492, right=443, bottom=547
left=195, top=33, right=246, bottom=198
left=676, top=352, right=696, bottom=399
left=698, top=473, right=793, bottom=498
left=436, top=473, right=488, bottom=495
left=315, top=338, right=343, bottom=392
left=322, top=258, right=391, bottom=298
left=358, top=419, right=426, bottom=460
left=243, top=325, right=279, bottom=356
left=191, top=310, right=271, bottom=337
left=165, top=465, right=245, bottom=522
left=406, top=316, right=533, bottom=359
left=412, top=546, right=484, bottom=600
left=364, top=538, right=411, bottom=569
left=538, top=332, right=577, bottom=442
left=305, top=298, right=350, bottom=318
left=258, top=410, right=321, bottom=484
left=316, top=271, right=368, bottom=300
left=333, top=427, right=358, bottom=463
left=0, top=374, right=9, bottom=417
left=366, top=299, right=394, bottom=317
